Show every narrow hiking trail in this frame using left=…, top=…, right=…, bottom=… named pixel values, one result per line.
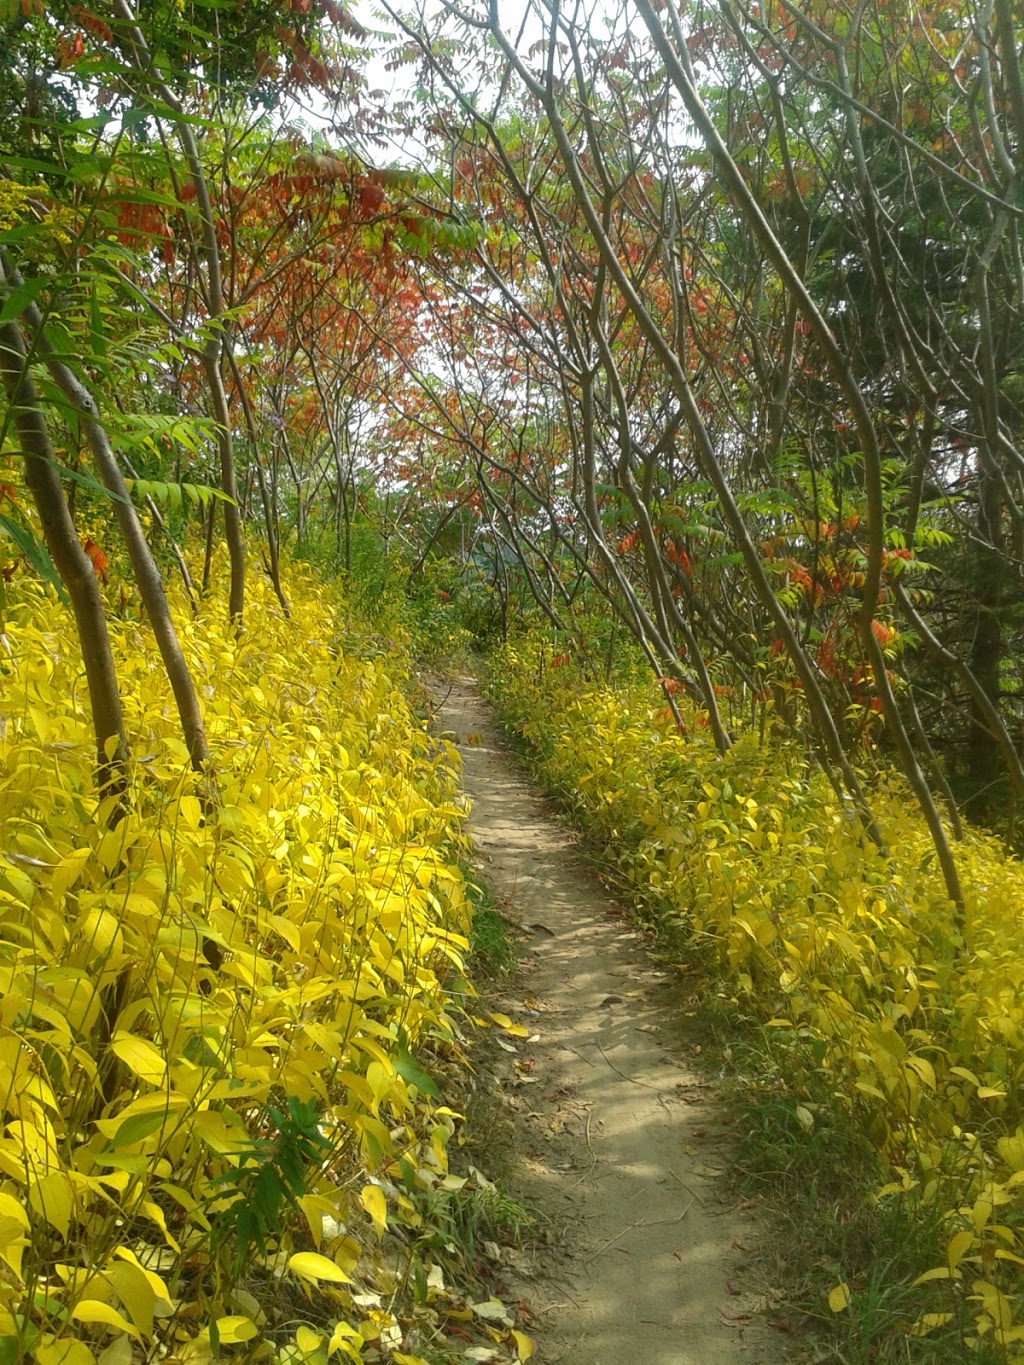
left=436, top=678, right=785, bottom=1365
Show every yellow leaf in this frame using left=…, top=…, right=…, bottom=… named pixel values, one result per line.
left=288, top=1252, right=354, bottom=1284
left=950, top=1066, right=982, bottom=1087
left=178, top=795, right=203, bottom=831
left=511, top=1329, right=535, bottom=1360
left=0, top=1193, right=28, bottom=1230
left=912, top=1267, right=959, bottom=1286
left=296, top=1193, right=337, bottom=1250
left=77, top=905, right=122, bottom=961
left=140, top=1199, right=181, bottom=1252
left=910, top=1312, right=954, bottom=1337
left=96, top=1339, right=133, bottom=1365
left=51, top=848, right=92, bottom=901
left=471, top=1299, right=512, bottom=1324
left=906, top=1056, right=935, bottom=1090
left=28, top=1172, right=73, bottom=1240
left=116, top=1250, right=174, bottom=1310
left=34, top=1339, right=96, bottom=1365
left=110, top=1034, right=167, bottom=1086
left=998, top=1130, right=1024, bottom=1172
left=828, top=1283, right=851, bottom=1313
left=295, top=1326, right=322, bottom=1353
left=215, top=1317, right=258, bottom=1345
left=487, top=1012, right=529, bottom=1038
left=327, top=1320, right=364, bottom=1356
left=106, top=1258, right=168, bottom=1340
left=70, top=1301, right=140, bottom=1338
left=0, top=1190, right=29, bottom=1278
left=361, top=1184, right=387, bottom=1237
left=947, top=1229, right=974, bottom=1270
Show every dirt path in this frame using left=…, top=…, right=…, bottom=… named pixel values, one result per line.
left=436, top=677, right=782, bottom=1365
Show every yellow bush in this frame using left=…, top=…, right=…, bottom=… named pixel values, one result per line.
left=487, top=632, right=1024, bottom=1353
left=0, top=565, right=476, bottom=1363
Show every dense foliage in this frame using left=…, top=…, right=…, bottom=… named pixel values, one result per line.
left=485, top=630, right=1024, bottom=1356
left=0, top=0, right=1022, bottom=1355
left=0, top=556, right=540, bottom=1364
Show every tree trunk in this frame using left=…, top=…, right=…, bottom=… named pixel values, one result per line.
left=968, top=464, right=1005, bottom=808
left=25, top=307, right=212, bottom=777
left=0, top=319, right=128, bottom=796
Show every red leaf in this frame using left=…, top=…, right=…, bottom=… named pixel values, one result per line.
left=358, top=183, right=385, bottom=214
left=83, top=537, right=108, bottom=584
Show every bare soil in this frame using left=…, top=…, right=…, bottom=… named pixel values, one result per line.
left=436, top=677, right=786, bottom=1365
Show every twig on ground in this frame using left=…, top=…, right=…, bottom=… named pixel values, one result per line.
left=596, top=1040, right=667, bottom=1091
left=591, top=1198, right=696, bottom=1257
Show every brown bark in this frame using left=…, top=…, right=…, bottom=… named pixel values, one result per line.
left=23, top=306, right=212, bottom=778
left=0, top=319, right=128, bottom=796
left=110, top=0, right=246, bottom=624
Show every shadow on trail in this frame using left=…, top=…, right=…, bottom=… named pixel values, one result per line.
left=437, top=678, right=782, bottom=1365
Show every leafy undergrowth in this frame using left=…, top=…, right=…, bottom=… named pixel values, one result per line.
left=0, top=566, right=534, bottom=1365
left=483, top=632, right=1024, bottom=1362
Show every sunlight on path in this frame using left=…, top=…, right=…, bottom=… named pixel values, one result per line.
left=436, top=678, right=784, bottom=1365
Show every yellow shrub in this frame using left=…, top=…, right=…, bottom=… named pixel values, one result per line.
left=487, top=632, right=1024, bottom=1352
left=0, top=565, right=471, bottom=1363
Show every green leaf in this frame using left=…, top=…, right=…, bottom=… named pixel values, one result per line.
left=0, top=513, right=66, bottom=603
left=108, top=1111, right=168, bottom=1148
left=0, top=277, right=51, bottom=325
left=395, top=1048, right=440, bottom=1098
left=59, top=464, right=128, bottom=504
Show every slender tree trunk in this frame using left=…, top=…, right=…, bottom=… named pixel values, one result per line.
left=225, top=346, right=289, bottom=614
left=22, top=300, right=212, bottom=776
left=111, top=0, right=245, bottom=624
left=202, top=497, right=216, bottom=595
left=968, top=464, right=1005, bottom=808
left=0, top=319, right=128, bottom=795
left=630, top=0, right=962, bottom=909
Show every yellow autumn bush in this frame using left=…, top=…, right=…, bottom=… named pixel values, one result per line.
left=486, top=632, right=1024, bottom=1354
left=0, top=563, right=482, bottom=1364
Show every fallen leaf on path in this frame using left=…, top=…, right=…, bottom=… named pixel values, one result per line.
left=489, top=1012, right=530, bottom=1037
left=510, top=1329, right=535, bottom=1360
left=471, top=1299, right=513, bottom=1326
left=719, top=1309, right=752, bottom=1325
left=726, top=1281, right=742, bottom=1296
